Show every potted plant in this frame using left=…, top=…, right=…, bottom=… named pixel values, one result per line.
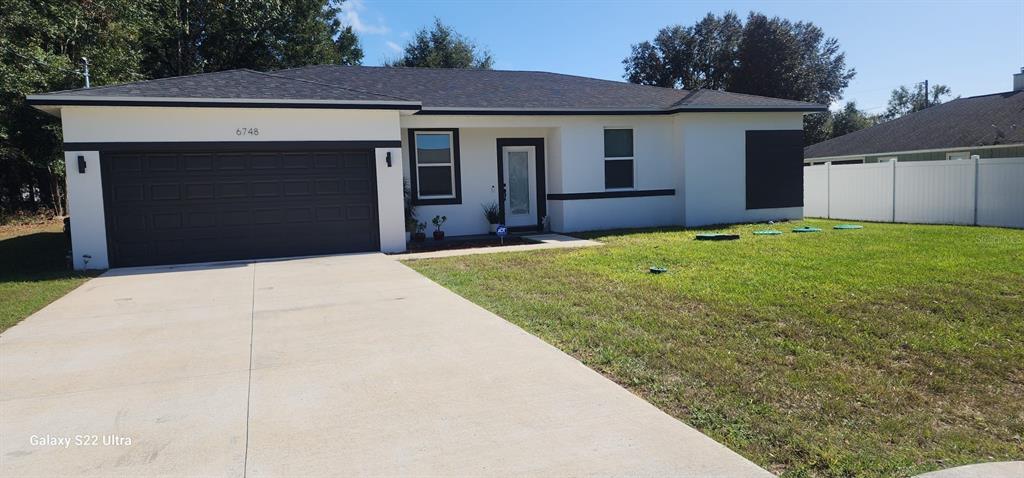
left=413, top=221, right=427, bottom=242
left=431, top=215, right=447, bottom=241
left=404, top=179, right=417, bottom=242
left=482, top=202, right=501, bottom=233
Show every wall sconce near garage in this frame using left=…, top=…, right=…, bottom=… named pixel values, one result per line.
left=77, top=155, right=87, bottom=173
left=385, top=151, right=393, bottom=167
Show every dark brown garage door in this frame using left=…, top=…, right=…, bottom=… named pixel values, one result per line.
left=101, top=147, right=379, bottom=267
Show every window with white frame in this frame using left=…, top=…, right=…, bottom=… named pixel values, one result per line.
left=411, top=130, right=460, bottom=203
left=604, top=128, right=634, bottom=189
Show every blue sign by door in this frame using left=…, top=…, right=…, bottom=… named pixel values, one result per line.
left=495, top=225, right=508, bottom=237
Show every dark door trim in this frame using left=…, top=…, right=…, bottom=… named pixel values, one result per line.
left=495, top=138, right=546, bottom=232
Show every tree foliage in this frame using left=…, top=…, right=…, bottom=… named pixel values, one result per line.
left=830, top=101, right=878, bottom=138
left=141, top=0, right=363, bottom=78
left=0, top=0, right=364, bottom=219
left=882, top=83, right=953, bottom=120
left=387, top=18, right=493, bottom=69
left=624, top=11, right=855, bottom=145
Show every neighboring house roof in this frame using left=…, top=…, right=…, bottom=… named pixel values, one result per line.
left=28, top=65, right=825, bottom=114
left=805, top=90, right=1024, bottom=159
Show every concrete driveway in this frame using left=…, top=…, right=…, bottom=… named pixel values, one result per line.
left=1, top=254, right=770, bottom=477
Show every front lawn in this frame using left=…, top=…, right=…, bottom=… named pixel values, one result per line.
left=405, top=219, right=1024, bottom=477
left=0, top=220, right=96, bottom=333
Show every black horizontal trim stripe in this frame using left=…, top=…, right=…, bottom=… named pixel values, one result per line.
left=63, top=140, right=402, bottom=152
left=416, top=106, right=825, bottom=116
left=547, top=189, right=675, bottom=200
left=29, top=98, right=421, bottom=110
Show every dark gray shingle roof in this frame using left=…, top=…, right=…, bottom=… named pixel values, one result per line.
left=29, top=65, right=825, bottom=113
left=274, top=65, right=822, bottom=112
left=29, top=69, right=414, bottom=104
left=805, top=90, right=1024, bottom=159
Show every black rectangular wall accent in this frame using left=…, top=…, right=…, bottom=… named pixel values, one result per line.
left=745, top=130, right=804, bottom=209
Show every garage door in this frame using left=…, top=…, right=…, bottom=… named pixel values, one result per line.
left=101, top=147, right=379, bottom=267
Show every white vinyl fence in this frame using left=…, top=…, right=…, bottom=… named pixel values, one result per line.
left=804, top=157, right=1024, bottom=228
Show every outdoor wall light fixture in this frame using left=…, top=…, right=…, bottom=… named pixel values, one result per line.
left=77, top=155, right=86, bottom=173
left=385, top=152, right=393, bottom=167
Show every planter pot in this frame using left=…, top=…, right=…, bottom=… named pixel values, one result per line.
left=489, top=223, right=499, bottom=234
left=413, top=232, right=427, bottom=242
left=433, top=231, right=445, bottom=241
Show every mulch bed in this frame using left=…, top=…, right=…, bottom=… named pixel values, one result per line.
left=402, top=235, right=534, bottom=253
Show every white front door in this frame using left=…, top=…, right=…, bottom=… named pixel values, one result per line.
left=502, top=146, right=537, bottom=228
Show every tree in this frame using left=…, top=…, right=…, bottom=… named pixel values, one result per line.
left=334, top=26, right=364, bottom=66
left=387, top=18, right=493, bottom=69
left=623, top=12, right=855, bottom=145
left=623, top=13, right=742, bottom=90
left=1, top=0, right=145, bottom=216
left=141, top=0, right=363, bottom=78
left=830, top=101, right=877, bottom=138
left=882, top=83, right=953, bottom=120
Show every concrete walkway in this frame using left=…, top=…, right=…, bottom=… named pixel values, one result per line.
left=2, top=254, right=769, bottom=477
left=397, top=233, right=602, bottom=260
left=915, top=461, right=1024, bottom=478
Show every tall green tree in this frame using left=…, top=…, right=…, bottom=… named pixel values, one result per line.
left=1, top=0, right=145, bottom=215
left=141, top=0, right=364, bottom=78
left=882, top=83, right=953, bottom=120
left=624, top=12, right=742, bottom=90
left=623, top=11, right=855, bottom=145
left=830, top=101, right=877, bottom=138
left=387, top=18, right=493, bottom=69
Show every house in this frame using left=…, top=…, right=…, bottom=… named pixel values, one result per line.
left=28, top=66, right=824, bottom=270
left=804, top=69, right=1024, bottom=165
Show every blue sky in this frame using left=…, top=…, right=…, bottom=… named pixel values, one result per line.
left=341, top=0, right=1023, bottom=112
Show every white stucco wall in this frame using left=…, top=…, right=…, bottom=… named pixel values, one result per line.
left=400, top=115, right=682, bottom=235
left=60, top=106, right=401, bottom=143
left=58, top=106, right=406, bottom=269
left=63, top=151, right=108, bottom=270
left=401, top=127, right=553, bottom=237
left=676, top=112, right=805, bottom=226
left=374, top=147, right=406, bottom=253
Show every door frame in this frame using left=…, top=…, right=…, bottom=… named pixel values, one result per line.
left=495, top=138, right=546, bottom=232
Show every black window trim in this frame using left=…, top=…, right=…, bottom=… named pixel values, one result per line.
left=603, top=127, right=635, bottom=190
left=408, top=128, right=462, bottom=205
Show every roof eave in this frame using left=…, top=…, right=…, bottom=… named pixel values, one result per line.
left=24, top=95, right=423, bottom=112
left=415, top=105, right=827, bottom=116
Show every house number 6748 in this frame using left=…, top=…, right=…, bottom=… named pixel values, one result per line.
left=236, top=127, right=259, bottom=136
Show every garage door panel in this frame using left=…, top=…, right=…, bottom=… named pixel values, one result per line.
left=103, top=148, right=378, bottom=267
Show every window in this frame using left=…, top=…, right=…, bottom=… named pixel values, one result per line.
left=604, top=128, right=634, bottom=189
left=946, top=151, right=970, bottom=161
left=410, top=129, right=461, bottom=204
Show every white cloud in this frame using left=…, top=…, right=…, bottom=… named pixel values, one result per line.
left=339, top=0, right=389, bottom=35
left=385, top=41, right=403, bottom=53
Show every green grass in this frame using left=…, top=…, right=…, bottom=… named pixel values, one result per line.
left=0, top=221, right=97, bottom=333
left=405, top=219, right=1024, bottom=477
